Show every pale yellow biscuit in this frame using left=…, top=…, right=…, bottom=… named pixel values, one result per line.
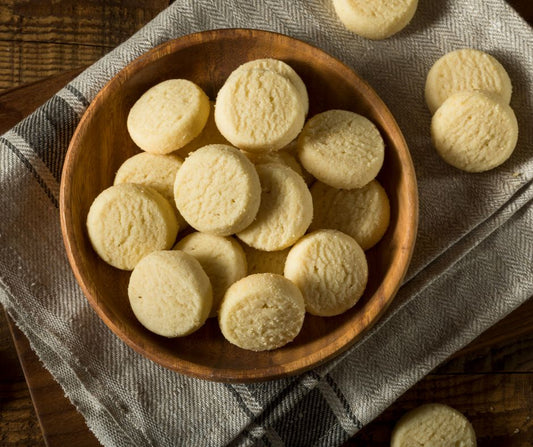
left=391, top=403, right=477, bottom=447
left=218, top=273, right=305, bottom=351
left=297, top=110, right=384, bottom=189
left=310, top=180, right=390, bottom=250
left=174, top=233, right=247, bottom=317
left=284, top=230, right=368, bottom=316
left=237, top=163, right=313, bottom=251
left=127, top=79, right=210, bottom=154
left=113, top=152, right=187, bottom=230
left=128, top=250, right=212, bottom=337
left=284, top=139, right=315, bottom=185
left=178, top=101, right=229, bottom=157
left=243, top=245, right=290, bottom=276
left=431, top=91, right=518, bottom=172
left=174, top=144, right=261, bottom=236
left=243, top=150, right=304, bottom=179
left=425, top=49, right=512, bottom=114
left=228, top=58, right=309, bottom=115
left=86, top=183, right=178, bottom=270
left=333, top=0, right=418, bottom=40
left=215, top=69, right=305, bottom=152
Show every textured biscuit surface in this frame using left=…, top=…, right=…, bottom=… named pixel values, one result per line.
left=174, top=233, right=247, bottom=317
left=243, top=150, right=305, bottom=181
left=86, top=183, right=178, bottom=270
left=243, top=245, right=290, bottom=275
left=298, top=110, right=384, bottom=189
left=431, top=91, right=518, bottom=172
left=178, top=101, right=229, bottom=156
left=237, top=163, right=313, bottom=251
left=391, top=403, right=477, bottom=447
left=333, top=0, right=418, bottom=40
left=174, top=144, right=261, bottom=236
left=218, top=273, right=305, bottom=351
left=127, top=79, right=210, bottom=154
left=113, top=152, right=187, bottom=230
left=284, top=230, right=368, bottom=316
left=215, top=69, right=305, bottom=152
left=128, top=250, right=212, bottom=337
left=310, top=180, right=390, bottom=250
left=425, top=49, right=512, bottom=114
left=229, top=58, right=309, bottom=115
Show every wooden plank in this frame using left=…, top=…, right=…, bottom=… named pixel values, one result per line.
left=0, top=0, right=169, bottom=91
left=0, top=0, right=169, bottom=46
left=0, top=311, right=43, bottom=446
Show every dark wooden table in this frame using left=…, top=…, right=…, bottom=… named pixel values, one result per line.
left=1, top=1, right=532, bottom=446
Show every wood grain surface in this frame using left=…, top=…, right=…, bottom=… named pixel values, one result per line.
left=0, top=0, right=532, bottom=445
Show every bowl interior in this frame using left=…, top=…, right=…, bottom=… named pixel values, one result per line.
left=60, top=29, right=417, bottom=382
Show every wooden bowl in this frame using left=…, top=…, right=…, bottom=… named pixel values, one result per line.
left=60, top=29, right=418, bottom=382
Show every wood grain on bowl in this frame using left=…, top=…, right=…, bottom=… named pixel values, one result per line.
left=59, top=29, right=418, bottom=382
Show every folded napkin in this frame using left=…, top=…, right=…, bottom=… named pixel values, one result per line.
left=1, top=0, right=532, bottom=445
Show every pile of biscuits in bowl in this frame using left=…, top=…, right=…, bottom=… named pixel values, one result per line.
left=85, top=58, right=392, bottom=352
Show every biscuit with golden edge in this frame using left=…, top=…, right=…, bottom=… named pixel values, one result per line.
left=284, top=230, right=368, bottom=316
left=218, top=273, right=305, bottom=351
left=179, top=101, right=230, bottom=157
left=333, top=0, right=418, bottom=40
left=114, top=152, right=187, bottom=230
left=425, top=49, right=512, bottom=114
left=297, top=110, right=384, bottom=189
left=229, top=58, right=309, bottom=115
left=127, top=79, right=210, bottom=154
left=174, top=233, right=247, bottom=317
left=310, top=180, right=390, bottom=250
left=174, top=144, right=261, bottom=236
left=431, top=91, right=518, bottom=172
left=86, top=183, right=178, bottom=270
left=391, top=403, right=477, bottom=447
left=243, top=245, right=290, bottom=276
left=128, top=250, right=212, bottom=337
left=237, top=163, right=313, bottom=251
left=215, top=69, right=305, bottom=152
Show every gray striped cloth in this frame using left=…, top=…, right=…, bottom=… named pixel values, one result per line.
left=1, top=1, right=532, bottom=446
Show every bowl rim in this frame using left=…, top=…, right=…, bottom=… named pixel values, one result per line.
left=60, top=28, right=418, bottom=382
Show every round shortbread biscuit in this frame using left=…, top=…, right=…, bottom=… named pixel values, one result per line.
left=228, top=58, right=309, bottom=115
left=215, top=69, right=306, bottom=152
left=127, top=79, right=210, bottom=154
left=174, top=233, right=247, bottom=317
left=237, top=163, right=313, bottom=251
left=243, top=245, right=290, bottom=276
left=297, top=110, right=384, bottom=189
left=179, top=101, right=230, bottom=157
left=128, top=250, right=212, bottom=337
left=174, top=144, right=261, bottom=236
left=391, top=403, right=477, bottom=447
left=425, top=49, right=513, bottom=114
left=284, top=230, right=368, bottom=316
left=431, top=91, right=518, bottom=172
left=310, top=180, right=390, bottom=250
left=218, top=273, right=305, bottom=351
left=86, top=183, right=179, bottom=270
left=113, top=152, right=187, bottom=230
left=332, top=0, right=418, bottom=40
